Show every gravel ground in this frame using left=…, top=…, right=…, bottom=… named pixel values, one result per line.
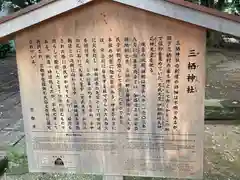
left=206, top=49, right=240, bottom=100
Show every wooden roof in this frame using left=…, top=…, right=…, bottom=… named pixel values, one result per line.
left=0, top=0, right=240, bottom=41
left=168, top=0, right=240, bottom=23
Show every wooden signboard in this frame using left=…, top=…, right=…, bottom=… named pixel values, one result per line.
left=16, top=1, right=205, bottom=179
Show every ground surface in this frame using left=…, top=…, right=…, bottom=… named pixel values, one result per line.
left=0, top=49, right=239, bottom=179
left=206, top=48, right=240, bottom=100
left=0, top=55, right=23, bottom=152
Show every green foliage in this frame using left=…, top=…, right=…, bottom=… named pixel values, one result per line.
left=185, top=0, right=240, bottom=14
left=0, top=0, right=3, bottom=8
left=224, top=0, right=240, bottom=15
left=0, top=0, right=41, bottom=11
left=185, top=0, right=239, bottom=47
left=11, top=0, right=41, bottom=9
left=0, top=43, right=11, bottom=58
left=6, top=148, right=28, bottom=175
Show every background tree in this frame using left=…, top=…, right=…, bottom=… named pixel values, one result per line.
left=0, top=0, right=41, bottom=56
left=186, top=0, right=239, bottom=13
left=11, top=0, right=41, bottom=10
left=186, top=0, right=239, bottom=47
left=0, top=0, right=41, bottom=12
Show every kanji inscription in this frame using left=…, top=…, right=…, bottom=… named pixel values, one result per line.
left=16, top=2, right=205, bottom=178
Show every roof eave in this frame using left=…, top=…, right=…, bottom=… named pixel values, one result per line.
left=115, top=0, right=240, bottom=37
left=0, top=0, right=240, bottom=42
left=0, top=0, right=92, bottom=42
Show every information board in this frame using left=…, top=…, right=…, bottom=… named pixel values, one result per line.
left=16, top=1, right=205, bottom=179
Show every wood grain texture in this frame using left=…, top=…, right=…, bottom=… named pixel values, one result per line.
left=16, top=1, right=206, bottom=179
left=1, top=0, right=239, bottom=25
left=1, top=0, right=240, bottom=41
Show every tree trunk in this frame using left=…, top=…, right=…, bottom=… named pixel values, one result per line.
left=207, top=30, right=223, bottom=48
left=200, top=0, right=224, bottom=48
left=216, top=0, right=225, bottom=11
left=200, top=0, right=214, bottom=7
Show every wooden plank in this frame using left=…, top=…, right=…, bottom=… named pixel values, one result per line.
left=1, top=0, right=240, bottom=41
left=16, top=1, right=205, bottom=179
left=115, top=0, right=240, bottom=37
left=0, top=0, right=92, bottom=41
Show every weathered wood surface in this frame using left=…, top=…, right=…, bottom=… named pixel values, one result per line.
left=1, top=47, right=240, bottom=180
left=1, top=0, right=240, bottom=41
left=16, top=0, right=205, bottom=178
